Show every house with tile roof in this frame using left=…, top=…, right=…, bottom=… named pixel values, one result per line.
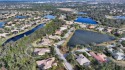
left=36, top=57, right=57, bottom=69
left=34, top=48, right=50, bottom=56
left=89, top=52, right=107, bottom=63
left=76, top=54, right=90, bottom=66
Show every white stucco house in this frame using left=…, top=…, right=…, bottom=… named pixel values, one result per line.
left=107, top=45, right=125, bottom=60
left=76, top=54, right=90, bottom=66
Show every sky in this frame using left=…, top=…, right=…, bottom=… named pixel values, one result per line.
left=0, top=0, right=125, bottom=3
left=0, top=0, right=31, bottom=1
left=0, top=0, right=88, bottom=1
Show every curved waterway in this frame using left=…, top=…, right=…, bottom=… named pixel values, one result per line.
left=3, top=23, right=44, bottom=45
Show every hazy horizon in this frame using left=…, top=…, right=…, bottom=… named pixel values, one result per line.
left=0, top=0, right=125, bottom=3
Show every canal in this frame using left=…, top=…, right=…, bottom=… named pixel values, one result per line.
left=3, top=23, right=45, bottom=45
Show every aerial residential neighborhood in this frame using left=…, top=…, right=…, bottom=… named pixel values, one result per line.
left=0, top=0, right=125, bottom=70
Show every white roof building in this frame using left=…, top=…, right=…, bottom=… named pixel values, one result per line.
left=96, top=27, right=104, bottom=32
left=36, top=57, right=56, bottom=69
left=76, top=48, right=91, bottom=57
left=107, top=45, right=125, bottom=60
left=66, top=21, right=73, bottom=25
left=0, top=33, right=8, bottom=38
left=80, top=24, right=87, bottom=28
left=121, top=38, right=125, bottom=41
left=39, top=38, right=52, bottom=46
left=60, top=27, right=67, bottom=31
left=49, top=35, right=61, bottom=40
left=76, top=54, right=90, bottom=66
left=113, top=52, right=125, bottom=60
left=34, top=48, right=50, bottom=56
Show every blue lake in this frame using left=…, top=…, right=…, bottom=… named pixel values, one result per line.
left=3, top=24, right=44, bottom=45
left=114, top=16, right=125, bottom=19
left=75, top=17, right=97, bottom=24
left=44, top=15, right=56, bottom=19
left=67, top=30, right=115, bottom=47
left=78, top=12, right=87, bottom=15
left=15, top=16, right=27, bottom=19
left=0, top=22, right=5, bottom=28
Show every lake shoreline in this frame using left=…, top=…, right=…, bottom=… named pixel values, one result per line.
left=67, top=29, right=116, bottom=47
left=2, top=23, right=45, bottom=46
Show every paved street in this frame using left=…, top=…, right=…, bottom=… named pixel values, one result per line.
left=55, top=45, right=73, bottom=70
left=54, top=28, right=74, bottom=70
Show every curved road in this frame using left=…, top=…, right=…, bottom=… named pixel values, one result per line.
left=54, top=28, right=74, bottom=70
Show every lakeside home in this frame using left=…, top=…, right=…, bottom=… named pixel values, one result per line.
left=76, top=54, right=90, bottom=66
left=80, top=24, right=87, bottom=28
left=88, top=25, right=96, bottom=29
left=75, top=48, right=91, bottom=57
left=96, top=27, right=104, bottom=32
left=106, top=27, right=113, bottom=33
left=121, top=38, right=125, bottom=41
left=0, top=33, right=8, bottom=38
left=11, top=30, right=19, bottom=34
left=106, top=45, right=125, bottom=60
left=89, top=52, right=107, bottom=63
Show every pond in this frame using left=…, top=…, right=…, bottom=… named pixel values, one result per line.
left=3, top=24, right=45, bottom=45
left=114, top=16, right=125, bottom=19
left=15, top=16, right=27, bottom=19
left=67, top=30, right=115, bottom=47
left=78, top=12, right=87, bottom=15
left=44, top=15, right=56, bottom=19
left=75, top=17, right=97, bottom=24
left=0, top=22, right=5, bottom=28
